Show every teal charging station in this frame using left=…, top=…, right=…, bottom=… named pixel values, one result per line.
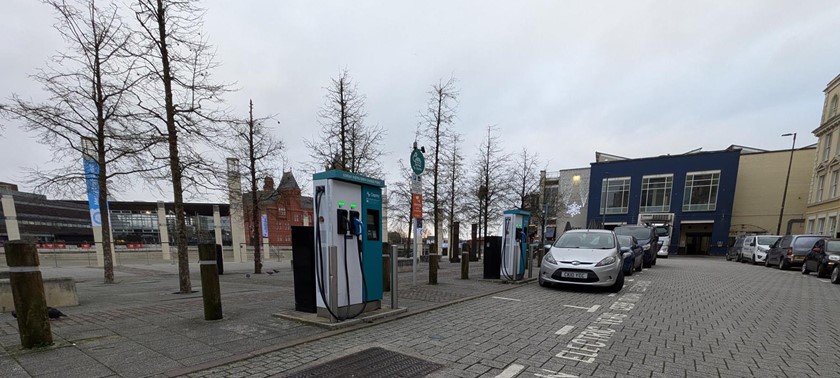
left=501, top=209, right=530, bottom=281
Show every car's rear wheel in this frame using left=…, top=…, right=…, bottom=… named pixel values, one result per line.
left=779, top=258, right=789, bottom=270
left=832, top=266, right=840, bottom=284
left=817, top=263, right=829, bottom=278
left=764, top=258, right=771, bottom=268
left=635, top=259, right=643, bottom=272
left=736, top=254, right=741, bottom=263
left=643, top=258, right=652, bottom=268
left=801, top=263, right=810, bottom=275
left=609, top=271, right=624, bottom=293
left=651, top=256, right=656, bottom=266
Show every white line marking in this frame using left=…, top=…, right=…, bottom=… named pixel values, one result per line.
left=563, top=305, right=589, bottom=310
left=492, top=296, right=521, bottom=302
left=607, top=293, right=617, bottom=297
left=820, top=279, right=831, bottom=283
left=555, top=325, right=575, bottom=335
left=627, top=279, right=634, bottom=281
left=587, top=305, right=601, bottom=313
left=496, top=363, right=525, bottom=378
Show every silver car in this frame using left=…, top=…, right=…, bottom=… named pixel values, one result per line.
left=538, top=229, right=625, bottom=292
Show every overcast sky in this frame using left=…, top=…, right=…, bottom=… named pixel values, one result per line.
left=2, top=0, right=839, bottom=202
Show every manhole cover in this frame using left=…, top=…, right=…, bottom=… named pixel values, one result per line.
left=286, top=347, right=442, bottom=378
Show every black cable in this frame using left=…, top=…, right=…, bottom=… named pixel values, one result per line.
left=314, top=188, right=343, bottom=321
left=343, top=229, right=350, bottom=319
left=501, top=217, right=514, bottom=280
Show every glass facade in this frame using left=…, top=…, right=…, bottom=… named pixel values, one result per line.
left=600, top=177, right=630, bottom=214
left=640, top=175, right=673, bottom=213
left=683, top=171, right=720, bottom=212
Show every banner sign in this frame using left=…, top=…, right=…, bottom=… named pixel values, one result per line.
left=83, top=158, right=102, bottom=227
left=261, top=214, right=269, bottom=238
left=411, top=193, right=422, bottom=219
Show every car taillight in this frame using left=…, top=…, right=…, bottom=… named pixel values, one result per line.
left=787, top=247, right=793, bottom=257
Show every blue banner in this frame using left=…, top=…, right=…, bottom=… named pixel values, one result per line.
left=261, top=214, right=268, bottom=238
left=84, top=158, right=101, bottom=227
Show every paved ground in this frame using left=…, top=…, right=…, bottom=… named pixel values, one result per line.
left=0, top=255, right=510, bottom=377
left=186, top=256, right=840, bottom=378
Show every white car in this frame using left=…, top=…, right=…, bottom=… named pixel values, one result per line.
left=656, top=236, right=670, bottom=258
left=739, top=235, right=782, bottom=264
left=539, top=229, right=624, bottom=292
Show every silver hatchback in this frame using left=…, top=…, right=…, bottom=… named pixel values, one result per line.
left=538, top=229, right=625, bottom=293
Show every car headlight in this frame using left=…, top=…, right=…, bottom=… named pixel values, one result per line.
left=595, top=256, right=617, bottom=267
left=544, top=253, right=557, bottom=264
left=829, top=255, right=840, bottom=261
left=642, top=244, right=651, bottom=251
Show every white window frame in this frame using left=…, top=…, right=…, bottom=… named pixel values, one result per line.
left=600, top=176, right=631, bottom=215
left=807, top=219, right=815, bottom=233
left=831, top=94, right=839, bottom=118
left=831, top=171, right=839, bottom=198
left=682, top=171, right=720, bottom=212
left=640, top=174, right=673, bottom=213
left=824, top=133, right=833, bottom=162
left=828, top=216, right=837, bottom=238
left=817, top=175, right=826, bottom=202
left=817, top=218, right=826, bottom=235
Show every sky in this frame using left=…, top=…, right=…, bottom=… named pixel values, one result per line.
left=2, top=0, right=839, bottom=202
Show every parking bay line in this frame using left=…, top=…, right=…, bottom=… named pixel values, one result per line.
left=555, top=325, right=575, bottom=335
left=820, top=279, right=831, bottom=283
left=495, top=363, right=525, bottom=378
left=563, top=304, right=601, bottom=313
left=492, top=296, right=522, bottom=302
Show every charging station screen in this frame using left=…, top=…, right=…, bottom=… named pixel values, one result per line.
left=366, top=210, right=380, bottom=241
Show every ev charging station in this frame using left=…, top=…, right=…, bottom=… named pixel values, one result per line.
left=312, top=170, right=384, bottom=321
left=500, top=209, right=530, bottom=281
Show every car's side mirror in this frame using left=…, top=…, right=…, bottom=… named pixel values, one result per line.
left=750, top=242, right=756, bottom=246
left=620, top=247, right=630, bottom=252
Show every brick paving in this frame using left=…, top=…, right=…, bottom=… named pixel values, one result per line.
left=186, top=256, right=840, bottom=378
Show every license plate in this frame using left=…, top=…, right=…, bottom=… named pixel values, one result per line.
left=561, top=271, right=588, bottom=279
left=793, top=256, right=805, bottom=262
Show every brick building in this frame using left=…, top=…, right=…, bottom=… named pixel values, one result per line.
left=243, top=172, right=313, bottom=247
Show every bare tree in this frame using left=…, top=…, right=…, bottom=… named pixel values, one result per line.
left=307, top=69, right=385, bottom=178
left=421, top=77, right=458, bottom=251
left=509, top=147, right=540, bottom=209
left=133, top=0, right=230, bottom=293
left=387, top=159, right=415, bottom=250
left=1, top=0, right=153, bottom=284
left=472, top=126, right=510, bottom=245
left=442, top=132, right=465, bottom=261
left=226, top=100, right=284, bottom=274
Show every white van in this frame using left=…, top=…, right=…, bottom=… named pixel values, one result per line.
left=739, top=235, right=782, bottom=264
left=657, top=236, right=670, bottom=258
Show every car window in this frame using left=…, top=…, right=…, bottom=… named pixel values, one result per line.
left=794, top=236, right=823, bottom=248
left=827, top=240, right=840, bottom=253
left=758, top=236, right=781, bottom=246
left=614, top=227, right=652, bottom=240
left=780, top=237, right=792, bottom=248
left=743, top=237, right=751, bottom=246
left=617, top=235, right=635, bottom=247
left=554, top=232, right=615, bottom=249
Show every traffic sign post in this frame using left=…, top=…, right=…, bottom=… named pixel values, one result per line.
left=410, top=148, right=425, bottom=176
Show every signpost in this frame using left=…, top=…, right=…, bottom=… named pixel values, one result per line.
left=410, top=145, right=425, bottom=285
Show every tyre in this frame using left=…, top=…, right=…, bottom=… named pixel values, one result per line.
left=652, top=256, right=657, bottom=266
left=539, top=275, right=549, bottom=287
left=751, top=254, right=757, bottom=265
left=609, top=271, right=624, bottom=293
left=801, top=263, right=810, bottom=275
left=626, top=263, right=634, bottom=276
left=779, top=258, right=789, bottom=270
left=764, top=258, right=771, bottom=268
left=736, top=254, right=741, bottom=263
left=817, top=263, right=829, bottom=278
left=726, top=254, right=732, bottom=261
left=643, top=257, right=652, bottom=268
left=832, top=266, right=840, bottom=284
left=635, top=259, right=643, bottom=272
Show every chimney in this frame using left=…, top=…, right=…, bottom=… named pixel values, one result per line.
left=263, top=177, right=275, bottom=191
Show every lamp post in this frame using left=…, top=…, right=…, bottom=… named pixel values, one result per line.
left=776, top=133, right=797, bottom=235
left=601, top=172, right=609, bottom=229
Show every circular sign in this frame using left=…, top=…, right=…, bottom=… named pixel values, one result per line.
left=410, top=148, right=425, bottom=175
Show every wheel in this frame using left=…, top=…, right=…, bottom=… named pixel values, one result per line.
left=643, top=257, right=652, bottom=268
left=801, top=263, right=810, bottom=275
left=736, top=253, right=741, bottom=263
left=764, top=258, right=771, bottom=268
left=726, top=254, right=732, bottom=261
left=539, top=275, right=549, bottom=287
left=609, top=271, right=625, bottom=293
left=651, top=256, right=657, bottom=266
left=832, top=266, right=840, bottom=284
left=779, top=258, right=789, bottom=270
left=817, top=263, right=829, bottom=278
left=635, top=259, right=643, bottom=272
left=626, top=258, right=634, bottom=276
left=751, top=254, right=757, bottom=265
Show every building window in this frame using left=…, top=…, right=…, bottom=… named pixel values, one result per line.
left=831, top=95, right=839, bottom=118
left=683, top=171, right=720, bottom=212
left=832, top=171, right=839, bottom=199
left=807, top=219, right=815, bottom=233
left=640, top=175, right=673, bottom=213
left=829, top=216, right=837, bottom=238
left=600, top=177, right=631, bottom=215
left=817, top=218, right=826, bottom=235
left=824, top=133, right=833, bottom=161
left=278, top=208, right=286, bottom=218
left=817, top=175, right=826, bottom=202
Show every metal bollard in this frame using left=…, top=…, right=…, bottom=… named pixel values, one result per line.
left=461, top=252, right=469, bottom=279
left=198, top=244, right=223, bottom=320
left=390, top=245, right=398, bottom=310
left=527, top=245, right=533, bottom=279
left=428, top=244, right=438, bottom=285
left=5, top=241, right=53, bottom=348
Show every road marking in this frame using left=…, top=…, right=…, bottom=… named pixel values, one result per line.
left=627, top=279, right=634, bottom=281
left=607, top=293, right=617, bottom=297
left=820, top=279, right=831, bottom=283
left=555, top=325, right=575, bottom=335
left=495, top=363, right=525, bottom=378
left=563, top=304, right=600, bottom=312
left=492, top=296, right=522, bottom=302
left=535, top=368, right=579, bottom=378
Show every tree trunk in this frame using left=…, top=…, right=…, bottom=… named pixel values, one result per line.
left=249, top=102, right=262, bottom=274
left=156, top=0, right=190, bottom=294
left=93, top=40, right=114, bottom=285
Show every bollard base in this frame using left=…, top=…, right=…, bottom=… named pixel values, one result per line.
left=275, top=305, right=407, bottom=330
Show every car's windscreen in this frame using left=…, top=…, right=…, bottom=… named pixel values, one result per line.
left=616, top=235, right=634, bottom=247
left=614, top=228, right=651, bottom=240
left=827, top=240, right=840, bottom=253
left=758, top=236, right=781, bottom=246
left=794, top=236, right=823, bottom=248
left=554, top=232, right=615, bottom=249
left=654, top=226, right=669, bottom=237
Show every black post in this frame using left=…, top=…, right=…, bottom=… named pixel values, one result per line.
left=5, top=241, right=53, bottom=348
left=429, top=244, right=438, bottom=285
left=776, top=133, right=797, bottom=235
left=198, top=244, right=223, bottom=320
left=215, top=244, right=224, bottom=275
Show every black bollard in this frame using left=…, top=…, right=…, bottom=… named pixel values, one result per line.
left=215, top=244, right=224, bottom=275
left=461, top=252, right=469, bottom=279
left=198, top=244, right=223, bottom=320
left=429, top=244, right=438, bottom=285
left=5, top=241, right=53, bottom=348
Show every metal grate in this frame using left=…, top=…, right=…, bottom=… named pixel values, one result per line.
left=285, top=347, right=442, bottom=378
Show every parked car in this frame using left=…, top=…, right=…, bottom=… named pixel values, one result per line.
left=801, top=238, right=840, bottom=280
left=656, top=236, right=670, bottom=258
left=617, top=235, right=643, bottom=276
left=739, top=235, right=782, bottom=264
left=539, top=229, right=624, bottom=292
left=727, top=235, right=747, bottom=261
left=765, top=234, right=825, bottom=270
left=614, top=225, right=658, bottom=268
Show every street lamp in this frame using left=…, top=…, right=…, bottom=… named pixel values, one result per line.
left=776, top=133, right=797, bottom=235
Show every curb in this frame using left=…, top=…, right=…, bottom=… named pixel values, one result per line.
left=163, top=280, right=533, bottom=377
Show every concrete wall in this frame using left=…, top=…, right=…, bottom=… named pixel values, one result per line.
left=0, top=277, right=78, bottom=312
left=730, top=148, right=815, bottom=236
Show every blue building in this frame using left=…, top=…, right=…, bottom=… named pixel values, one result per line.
left=586, top=149, right=741, bottom=255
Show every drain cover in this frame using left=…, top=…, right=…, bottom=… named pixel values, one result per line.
left=285, top=347, right=442, bottom=378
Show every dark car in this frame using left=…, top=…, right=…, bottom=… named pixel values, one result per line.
left=726, top=235, right=747, bottom=262
left=765, top=234, right=825, bottom=270
left=801, top=238, right=840, bottom=281
left=614, top=225, right=658, bottom=268
left=616, top=235, right=643, bottom=276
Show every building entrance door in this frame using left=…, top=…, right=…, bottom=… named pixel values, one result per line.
left=685, top=233, right=712, bottom=255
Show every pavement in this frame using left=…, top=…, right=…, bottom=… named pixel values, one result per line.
left=0, top=254, right=516, bottom=377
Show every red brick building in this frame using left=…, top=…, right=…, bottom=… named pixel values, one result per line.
left=243, top=172, right=313, bottom=247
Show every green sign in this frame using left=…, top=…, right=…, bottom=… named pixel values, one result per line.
left=410, top=148, right=425, bottom=175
